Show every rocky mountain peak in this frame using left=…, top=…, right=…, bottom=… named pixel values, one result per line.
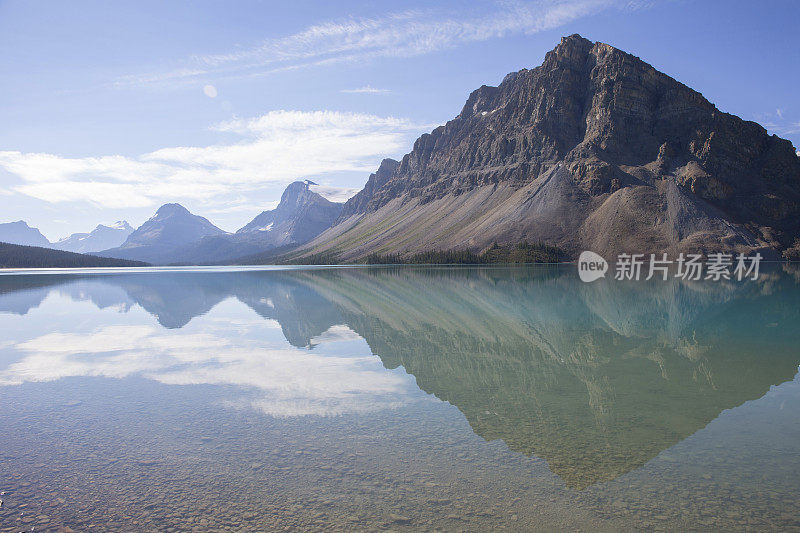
left=302, top=34, right=800, bottom=260
left=339, top=158, right=400, bottom=220
left=92, top=220, right=132, bottom=232
left=278, top=181, right=317, bottom=210
left=233, top=180, right=343, bottom=251
left=113, top=204, right=225, bottom=256
left=548, top=33, right=594, bottom=65
left=153, top=203, right=191, bottom=218
left=110, top=221, right=132, bottom=230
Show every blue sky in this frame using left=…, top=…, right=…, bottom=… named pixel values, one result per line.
left=1, top=0, right=798, bottom=240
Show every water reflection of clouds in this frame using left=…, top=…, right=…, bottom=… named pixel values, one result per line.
left=310, top=324, right=363, bottom=345
left=0, top=324, right=410, bottom=417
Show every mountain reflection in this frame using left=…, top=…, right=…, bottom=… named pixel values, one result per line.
left=1, top=265, right=798, bottom=489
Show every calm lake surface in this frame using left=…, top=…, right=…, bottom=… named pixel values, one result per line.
left=1, top=265, right=799, bottom=532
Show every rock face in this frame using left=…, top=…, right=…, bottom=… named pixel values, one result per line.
left=338, top=159, right=399, bottom=219
left=53, top=221, right=133, bottom=253
left=0, top=221, right=50, bottom=247
left=304, top=34, right=800, bottom=260
left=100, top=204, right=226, bottom=263
left=237, top=180, right=343, bottom=245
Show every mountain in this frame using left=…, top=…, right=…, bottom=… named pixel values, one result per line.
left=53, top=221, right=133, bottom=253
left=0, top=242, right=147, bottom=268
left=99, top=204, right=226, bottom=263
left=0, top=221, right=50, bottom=247
left=298, top=34, right=800, bottom=261
left=149, top=181, right=344, bottom=265
left=237, top=180, right=343, bottom=242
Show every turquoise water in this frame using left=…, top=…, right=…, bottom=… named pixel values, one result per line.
left=0, top=265, right=799, bottom=531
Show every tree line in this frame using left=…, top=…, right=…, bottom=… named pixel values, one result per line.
left=0, top=242, right=148, bottom=268
left=283, top=241, right=567, bottom=265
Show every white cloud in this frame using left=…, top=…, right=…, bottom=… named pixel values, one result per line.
left=341, top=85, right=391, bottom=94
left=206, top=201, right=279, bottom=215
left=769, top=122, right=800, bottom=136
left=755, top=110, right=800, bottom=137
left=115, top=0, right=626, bottom=88
left=308, top=184, right=361, bottom=203
left=309, top=324, right=364, bottom=345
left=0, top=110, right=428, bottom=209
left=2, top=324, right=411, bottom=417
left=15, top=181, right=155, bottom=209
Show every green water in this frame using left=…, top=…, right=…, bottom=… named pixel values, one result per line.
left=0, top=265, right=799, bottom=531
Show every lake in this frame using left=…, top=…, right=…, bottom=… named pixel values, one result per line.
left=1, top=265, right=799, bottom=531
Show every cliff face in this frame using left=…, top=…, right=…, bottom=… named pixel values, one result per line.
left=238, top=180, right=343, bottom=245
left=307, top=34, right=800, bottom=260
left=338, top=158, right=399, bottom=220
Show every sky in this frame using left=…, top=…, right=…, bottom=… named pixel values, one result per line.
left=0, top=0, right=798, bottom=241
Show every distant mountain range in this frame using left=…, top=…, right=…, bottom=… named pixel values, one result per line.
left=52, top=221, right=133, bottom=253
left=2, top=180, right=343, bottom=266
left=0, top=220, right=141, bottom=268
left=96, top=180, right=342, bottom=264
left=163, top=180, right=343, bottom=265
left=0, top=221, right=50, bottom=248
left=0, top=219, right=132, bottom=254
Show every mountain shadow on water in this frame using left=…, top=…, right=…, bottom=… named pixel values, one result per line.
left=286, top=267, right=800, bottom=488
left=1, top=266, right=798, bottom=489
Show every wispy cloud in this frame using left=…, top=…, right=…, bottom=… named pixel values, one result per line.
left=115, top=0, right=627, bottom=89
left=309, top=325, right=364, bottom=345
left=340, top=85, right=391, bottom=94
left=0, top=110, right=429, bottom=209
left=308, top=184, right=361, bottom=202
left=757, top=110, right=800, bottom=137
